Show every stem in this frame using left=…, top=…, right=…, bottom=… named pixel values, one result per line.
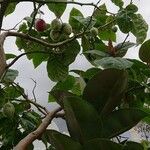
left=13, top=107, right=62, bottom=150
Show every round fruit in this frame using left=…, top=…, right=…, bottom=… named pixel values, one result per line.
left=35, top=19, right=47, bottom=32
left=112, top=26, right=118, bottom=32
left=3, top=102, right=15, bottom=118
left=50, top=30, right=61, bottom=41
left=62, top=23, right=72, bottom=35
left=90, top=27, right=98, bottom=37
left=60, top=33, right=69, bottom=41
left=51, top=18, right=62, bottom=31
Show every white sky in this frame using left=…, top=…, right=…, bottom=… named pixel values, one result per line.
left=2, top=1, right=150, bottom=148
left=3, top=0, right=150, bottom=107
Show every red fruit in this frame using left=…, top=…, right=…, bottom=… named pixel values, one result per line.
left=35, top=19, right=46, bottom=32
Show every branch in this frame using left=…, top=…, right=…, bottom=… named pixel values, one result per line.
left=0, top=32, right=7, bottom=78
left=13, top=107, right=62, bottom=150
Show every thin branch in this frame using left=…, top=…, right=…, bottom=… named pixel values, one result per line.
left=30, top=78, right=37, bottom=102
left=6, top=50, right=50, bottom=69
left=13, top=107, right=62, bottom=150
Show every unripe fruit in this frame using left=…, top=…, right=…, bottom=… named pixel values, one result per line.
left=51, top=18, right=62, bottom=31
left=35, top=19, right=47, bottom=32
left=62, top=23, right=72, bottom=35
left=60, top=33, right=69, bottom=41
left=3, top=102, right=15, bottom=118
left=50, top=30, right=61, bottom=41
left=90, top=27, right=98, bottom=37
left=112, top=26, right=118, bottom=32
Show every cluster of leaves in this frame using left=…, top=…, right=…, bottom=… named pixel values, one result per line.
left=0, top=0, right=150, bottom=149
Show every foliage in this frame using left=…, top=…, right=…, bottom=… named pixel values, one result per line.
left=0, top=0, right=150, bottom=149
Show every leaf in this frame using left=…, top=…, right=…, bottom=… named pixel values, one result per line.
left=94, top=57, right=133, bottom=70
left=60, top=40, right=80, bottom=66
left=115, top=42, right=135, bottom=57
left=131, top=14, right=148, bottom=44
left=47, top=0, right=67, bottom=18
left=83, top=138, right=123, bottom=150
left=47, top=53, right=68, bottom=81
left=64, top=96, right=102, bottom=143
left=5, top=3, right=18, bottom=16
left=111, top=0, right=124, bottom=8
left=84, top=50, right=109, bottom=58
left=101, top=108, right=149, bottom=138
left=3, top=69, right=19, bottom=82
left=69, top=8, right=84, bottom=33
left=117, top=10, right=133, bottom=33
left=124, top=141, right=144, bottom=150
left=139, top=39, right=150, bottom=63
left=5, top=53, right=16, bottom=60
left=98, top=30, right=116, bottom=42
left=83, top=68, right=128, bottom=115
left=45, top=130, right=82, bottom=150
left=48, top=90, right=74, bottom=107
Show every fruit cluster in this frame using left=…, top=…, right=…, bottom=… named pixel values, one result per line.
left=35, top=18, right=72, bottom=42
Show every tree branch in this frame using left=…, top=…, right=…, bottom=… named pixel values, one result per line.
left=13, top=107, right=62, bottom=150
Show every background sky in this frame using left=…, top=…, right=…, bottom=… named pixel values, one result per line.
left=2, top=0, right=150, bottom=149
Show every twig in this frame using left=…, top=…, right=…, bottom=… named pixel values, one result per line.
left=13, top=107, right=62, bottom=150
left=30, top=78, right=37, bottom=102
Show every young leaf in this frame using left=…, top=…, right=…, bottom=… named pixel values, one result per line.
left=83, top=68, right=128, bottom=115
left=101, top=108, right=149, bottom=138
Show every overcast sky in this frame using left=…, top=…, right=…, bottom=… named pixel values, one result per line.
left=2, top=1, right=150, bottom=148
left=2, top=0, right=150, bottom=107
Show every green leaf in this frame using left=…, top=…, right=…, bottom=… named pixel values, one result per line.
left=83, top=138, right=123, bottom=150
left=69, top=8, right=84, bottom=33
left=84, top=50, right=109, bottom=58
left=64, top=96, right=102, bottom=143
left=139, top=39, right=150, bottom=63
left=5, top=53, right=16, bottom=60
left=131, top=14, right=148, bottom=44
left=111, top=0, right=124, bottom=8
left=102, top=108, right=149, bottom=138
left=115, top=42, right=135, bottom=57
left=45, top=130, right=82, bottom=150
left=4, top=85, right=23, bottom=99
left=60, top=40, right=80, bottom=66
left=94, top=57, right=133, bottom=70
left=124, top=141, right=144, bottom=150
left=98, top=30, right=116, bottom=42
left=47, top=53, right=68, bottom=81
left=5, top=3, right=18, bottom=16
left=83, top=68, right=128, bottom=115
left=47, top=0, right=67, bottom=18
left=117, top=10, right=133, bottom=33
left=3, top=69, right=19, bottom=82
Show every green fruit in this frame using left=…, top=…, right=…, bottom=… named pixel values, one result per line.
left=3, top=102, right=15, bottom=118
left=50, top=30, right=61, bottom=41
left=51, top=18, right=62, bottom=31
left=111, top=26, right=118, bottom=32
left=90, top=27, right=98, bottom=37
left=60, top=33, right=69, bottom=41
left=62, top=23, right=72, bottom=35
